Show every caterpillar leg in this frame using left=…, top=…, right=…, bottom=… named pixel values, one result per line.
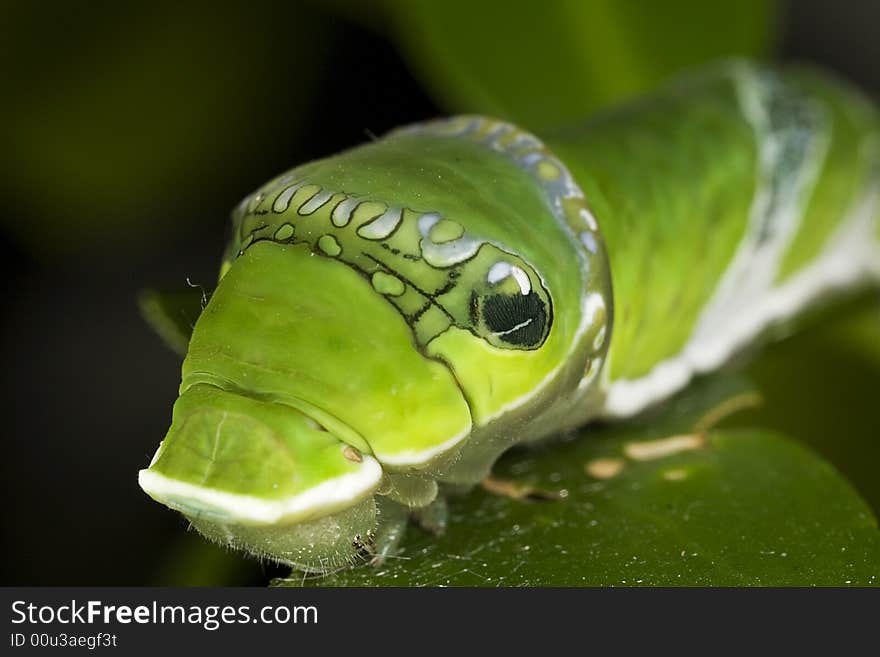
left=411, top=495, right=449, bottom=535
left=369, top=495, right=450, bottom=567
left=369, top=497, right=410, bottom=567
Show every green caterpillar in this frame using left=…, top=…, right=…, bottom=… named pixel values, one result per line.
left=139, top=61, right=880, bottom=573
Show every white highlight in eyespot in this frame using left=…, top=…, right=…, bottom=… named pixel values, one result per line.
left=487, top=262, right=531, bottom=294
left=493, top=318, right=534, bottom=338
left=138, top=456, right=383, bottom=526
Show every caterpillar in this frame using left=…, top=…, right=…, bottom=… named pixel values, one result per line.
left=138, top=61, right=880, bottom=574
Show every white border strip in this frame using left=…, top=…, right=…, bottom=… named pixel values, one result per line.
left=138, top=456, right=383, bottom=526
left=603, top=183, right=879, bottom=418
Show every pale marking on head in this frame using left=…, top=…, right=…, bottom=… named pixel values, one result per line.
left=274, top=223, right=295, bottom=241
left=371, top=270, right=405, bottom=296
left=331, top=197, right=359, bottom=227
left=273, top=182, right=308, bottom=213
left=137, top=456, right=382, bottom=525
left=299, top=190, right=335, bottom=215
left=357, top=206, right=402, bottom=239
left=579, top=208, right=598, bottom=231
left=257, top=174, right=296, bottom=207
left=428, top=218, right=465, bottom=243
left=317, top=234, right=342, bottom=256
left=417, top=214, right=482, bottom=266
left=417, top=212, right=441, bottom=235
left=421, top=237, right=482, bottom=267
left=580, top=231, right=598, bottom=254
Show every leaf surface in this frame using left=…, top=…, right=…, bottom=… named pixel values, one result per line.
left=289, top=376, right=880, bottom=586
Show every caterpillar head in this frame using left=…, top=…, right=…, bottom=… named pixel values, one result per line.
left=138, top=117, right=611, bottom=571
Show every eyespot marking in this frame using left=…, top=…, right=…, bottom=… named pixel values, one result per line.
left=357, top=206, right=402, bottom=240
left=480, top=290, right=547, bottom=347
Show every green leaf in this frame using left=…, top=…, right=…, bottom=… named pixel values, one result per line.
left=733, top=292, right=880, bottom=511
left=281, top=376, right=879, bottom=586
left=387, top=0, right=779, bottom=129
left=138, top=287, right=208, bottom=357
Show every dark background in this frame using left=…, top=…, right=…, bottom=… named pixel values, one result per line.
left=2, top=1, right=878, bottom=585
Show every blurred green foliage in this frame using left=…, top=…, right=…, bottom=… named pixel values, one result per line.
left=138, top=287, right=208, bottom=357
left=1, top=1, right=329, bottom=257
left=732, top=293, right=880, bottom=511
left=386, top=0, right=779, bottom=129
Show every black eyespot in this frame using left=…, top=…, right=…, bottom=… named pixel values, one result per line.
left=481, top=291, right=548, bottom=348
